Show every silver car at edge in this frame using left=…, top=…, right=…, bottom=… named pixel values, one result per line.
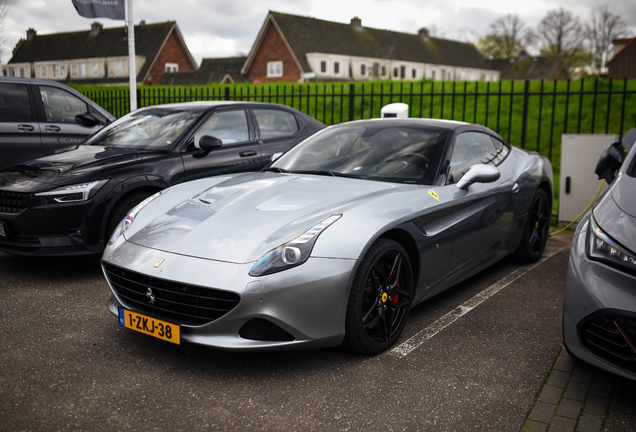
left=101, top=118, right=553, bottom=354
left=563, top=128, right=636, bottom=380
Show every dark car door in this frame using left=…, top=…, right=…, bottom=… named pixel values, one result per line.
left=0, top=82, right=41, bottom=168
left=252, top=108, right=304, bottom=164
left=181, top=108, right=263, bottom=181
left=33, top=84, right=104, bottom=156
left=446, top=131, right=515, bottom=274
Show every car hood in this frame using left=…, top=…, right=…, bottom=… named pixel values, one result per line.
left=0, top=145, right=161, bottom=191
left=594, top=172, right=636, bottom=253
left=127, top=173, right=412, bottom=263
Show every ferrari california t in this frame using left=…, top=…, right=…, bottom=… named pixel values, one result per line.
left=102, top=118, right=553, bottom=354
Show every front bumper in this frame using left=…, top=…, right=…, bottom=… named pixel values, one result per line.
left=0, top=187, right=111, bottom=256
left=563, top=221, right=636, bottom=381
left=103, top=240, right=358, bottom=351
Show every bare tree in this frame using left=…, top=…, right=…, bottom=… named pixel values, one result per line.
left=588, top=5, right=629, bottom=74
left=477, top=14, right=534, bottom=59
left=536, top=8, right=590, bottom=70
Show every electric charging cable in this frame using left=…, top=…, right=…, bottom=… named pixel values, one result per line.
left=549, top=179, right=605, bottom=237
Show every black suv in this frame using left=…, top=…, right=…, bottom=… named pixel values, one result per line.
left=0, top=77, right=115, bottom=169
left=0, top=101, right=325, bottom=256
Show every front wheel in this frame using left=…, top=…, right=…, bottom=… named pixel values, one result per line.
left=514, top=188, right=551, bottom=263
left=343, top=239, right=413, bottom=354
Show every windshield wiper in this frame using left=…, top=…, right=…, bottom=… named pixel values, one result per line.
left=264, top=167, right=290, bottom=173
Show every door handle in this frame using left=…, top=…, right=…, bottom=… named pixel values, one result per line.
left=239, top=150, right=257, bottom=157
left=512, top=183, right=520, bottom=193
left=17, top=124, right=35, bottom=132
left=45, top=125, right=61, bottom=132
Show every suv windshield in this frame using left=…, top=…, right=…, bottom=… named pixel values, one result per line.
left=84, top=107, right=204, bottom=149
left=270, top=122, right=450, bottom=185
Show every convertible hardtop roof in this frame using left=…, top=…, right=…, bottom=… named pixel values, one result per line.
left=134, top=101, right=301, bottom=111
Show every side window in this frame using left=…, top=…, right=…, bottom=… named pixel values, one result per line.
left=39, top=86, right=88, bottom=123
left=253, top=109, right=299, bottom=140
left=0, top=83, right=32, bottom=122
left=448, top=132, right=509, bottom=183
left=195, top=110, right=249, bottom=146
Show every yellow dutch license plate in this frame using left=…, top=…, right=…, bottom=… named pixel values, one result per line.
left=118, top=308, right=180, bottom=344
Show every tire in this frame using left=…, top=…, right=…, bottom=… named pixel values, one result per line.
left=343, top=238, right=414, bottom=354
left=105, top=192, right=153, bottom=242
left=514, top=188, right=551, bottom=263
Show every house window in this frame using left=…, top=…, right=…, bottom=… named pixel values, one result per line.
left=441, top=69, right=446, bottom=80
left=115, top=61, right=123, bottom=75
left=72, top=64, right=78, bottom=76
left=165, top=62, right=179, bottom=73
left=20, top=68, right=25, bottom=78
left=412, top=69, right=416, bottom=79
left=334, top=62, right=340, bottom=74
left=381, top=65, right=386, bottom=77
left=60, top=65, right=66, bottom=78
left=320, top=61, right=327, bottom=73
left=41, top=66, right=47, bottom=77
left=393, top=67, right=398, bottom=78
left=53, top=65, right=60, bottom=78
left=431, top=70, right=436, bottom=80
left=267, top=61, right=283, bottom=78
left=400, top=66, right=405, bottom=79
left=360, top=64, right=366, bottom=76
left=92, top=63, right=98, bottom=76
left=79, top=63, right=86, bottom=76
left=8, top=67, right=15, bottom=77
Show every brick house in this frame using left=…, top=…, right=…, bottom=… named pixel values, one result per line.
left=160, top=57, right=248, bottom=85
left=4, top=21, right=197, bottom=85
left=607, top=37, right=636, bottom=79
left=241, top=12, right=500, bottom=83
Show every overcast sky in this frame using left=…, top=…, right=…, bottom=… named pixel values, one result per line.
left=2, top=0, right=635, bottom=65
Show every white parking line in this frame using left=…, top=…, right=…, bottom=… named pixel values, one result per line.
left=390, top=247, right=565, bottom=358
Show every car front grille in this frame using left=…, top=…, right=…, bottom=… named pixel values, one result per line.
left=580, top=313, right=636, bottom=376
left=0, top=191, right=30, bottom=213
left=103, top=263, right=240, bottom=326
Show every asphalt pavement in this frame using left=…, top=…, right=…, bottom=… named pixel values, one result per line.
left=1, top=233, right=635, bottom=431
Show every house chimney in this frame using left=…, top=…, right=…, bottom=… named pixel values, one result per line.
left=518, top=50, right=528, bottom=61
left=419, top=28, right=430, bottom=41
left=26, top=28, right=37, bottom=40
left=351, top=17, right=362, bottom=30
left=90, top=22, right=103, bottom=36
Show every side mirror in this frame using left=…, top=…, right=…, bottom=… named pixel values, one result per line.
left=271, top=152, right=283, bottom=162
left=198, top=135, right=223, bottom=152
left=75, top=113, right=101, bottom=127
left=595, top=142, right=624, bottom=185
left=456, top=164, right=501, bottom=189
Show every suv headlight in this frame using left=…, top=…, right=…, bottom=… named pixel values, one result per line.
left=249, top=214, right=342, bottom=277
left=35, top=180, right=109, bottom=203
left=588, top=216, right=636, bottom=275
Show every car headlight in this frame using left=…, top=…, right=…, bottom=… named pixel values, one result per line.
left=108, top=191, right=163, bottom=245
left=249, top=214, right=342, bottom=277
left=588, top=216, right=636, bottom=275
left=35, top=180, right=109, bottom=203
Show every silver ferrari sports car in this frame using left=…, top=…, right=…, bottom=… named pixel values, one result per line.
left=102, top=118, right=553, bottom=354
left=563, top=129, right=636, bottom=380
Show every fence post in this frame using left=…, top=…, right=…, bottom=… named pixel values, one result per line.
left=520, top=80, right=530, bottom=149
left=136, top=89, right=142, bottom=108
left=349, top=83, right=355, bottom=121
left=224, top=86, right=230, bottom=101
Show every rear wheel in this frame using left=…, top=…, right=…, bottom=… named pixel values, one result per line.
left=343, top=239, right=413, bottom=354
left=514, top=188, right=551, bottom=263
left=105, top=192, right=153, bottom=243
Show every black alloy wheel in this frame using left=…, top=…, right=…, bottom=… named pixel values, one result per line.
left=343, top=238, right=413, bottom=354
left=515, top=188, right=551, bottom=263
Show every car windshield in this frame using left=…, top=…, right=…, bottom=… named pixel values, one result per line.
left=270, top=122, right=450, bottom=184
left=83, top=107, right=204, bottom=149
